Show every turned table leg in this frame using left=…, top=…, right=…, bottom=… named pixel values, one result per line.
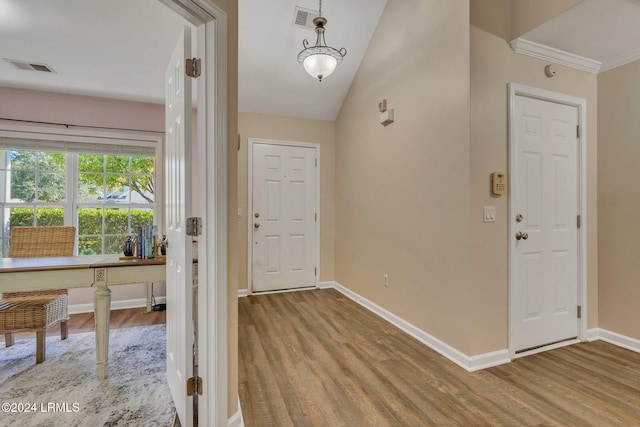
left=93, top=267, right=111, bottom=380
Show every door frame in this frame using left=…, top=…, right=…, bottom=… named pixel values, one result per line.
left=507, top=83, right=587, bottom=359
left=247, top=138, right=321, bottom=294
left=158, top=0, right=227, bottom=425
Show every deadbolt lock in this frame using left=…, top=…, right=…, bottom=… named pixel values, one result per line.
left=516, top=214, right=524, bottom=223
left=254, top=213, right=260, bottom=218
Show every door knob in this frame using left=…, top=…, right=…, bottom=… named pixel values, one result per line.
left=515, top=231, right=528, bottom=241
left=254, top=223, right=260, bottom=229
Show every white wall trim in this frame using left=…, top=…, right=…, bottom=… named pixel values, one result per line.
left=510, top=38, right=640, bottom=75
left=510, top=38, right=601, bottom=74
left=586, top=328, right=601, bottom=342
left=599, top=47, right=640, bottom=73
left=588, top=328, right=640, bottom=353
left=321, top=281, right=510, bottom=372
left=227, top=397, right=244, bottom=427
left=158, top=1, right=229, bottom=425
left=238, top=289, right=249, bottom=298
left=507, top=83, right=588, bottom=358
left=68, top=296, right=166, bottom=314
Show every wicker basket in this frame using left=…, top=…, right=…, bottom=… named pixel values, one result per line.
left=0, top=226, right=76, bottom=363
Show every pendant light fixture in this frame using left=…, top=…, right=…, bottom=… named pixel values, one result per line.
left=297, top=0, right=346, bottom=82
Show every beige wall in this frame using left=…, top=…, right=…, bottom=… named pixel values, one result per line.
left=212, top=0, right=239, bottom=419
left=335, top=0, right=473, bottom=354
left=0, top=86, right=167, bottom=307
left=470, top=1, right=599, bottom=355
left=334, top=0, right=598, bottom=359
left=237, top=112, right=336, bottom=289
left=597, top=61, right=640, bottom=340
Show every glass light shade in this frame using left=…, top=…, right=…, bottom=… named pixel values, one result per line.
left=303, top=54, right=338, bottom=80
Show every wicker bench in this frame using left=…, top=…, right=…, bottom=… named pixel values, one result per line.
left=0, top=226, right=75, bottom=363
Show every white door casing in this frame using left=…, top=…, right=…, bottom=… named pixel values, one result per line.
left=249, top=140, right=319, bottom=293
left=159, top=1, right=229, bottom=424
left=508, top=83, right=587, bottom=357
left=165, top=25, right=194, bottom=426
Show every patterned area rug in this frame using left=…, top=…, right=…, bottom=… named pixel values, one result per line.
left=0, top=324, right=175, bottom=427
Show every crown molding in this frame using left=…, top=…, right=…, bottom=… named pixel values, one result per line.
left=510, top=38, right=601, bottom=74
left=599, top=47, right=640, bottom=73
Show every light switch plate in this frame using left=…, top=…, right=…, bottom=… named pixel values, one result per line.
left=484, top=206, right=496, bottom=223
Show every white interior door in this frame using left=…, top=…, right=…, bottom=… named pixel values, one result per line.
left=165, top=25, right=193, bottom=426
left=511, top=94, right=579, bottom=353
left=251, top=142, right=318, bottom=292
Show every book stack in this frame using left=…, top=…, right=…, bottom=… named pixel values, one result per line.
left=137, top=225, right=158, bottom=259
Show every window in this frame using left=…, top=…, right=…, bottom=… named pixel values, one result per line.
left=0, top=125, right=162, bottom=257
left=0, top=150, right=68, bottom=255
left=76, top=154, right=155, bottom=255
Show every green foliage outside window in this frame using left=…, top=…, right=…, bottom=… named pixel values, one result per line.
left=9, top=208, right=154, bottom=255
left=9, top=151, right=66, bottom=203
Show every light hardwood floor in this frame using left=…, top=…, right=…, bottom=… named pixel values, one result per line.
left=1, top=307, right=165, bottom=345
left=239, top=288, right=640, bottom=426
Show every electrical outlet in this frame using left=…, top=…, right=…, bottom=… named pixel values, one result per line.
left=384, top=274, right=389, bottom=287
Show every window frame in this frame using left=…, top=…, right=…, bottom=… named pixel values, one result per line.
left=0, top=122, right=164, bottom=256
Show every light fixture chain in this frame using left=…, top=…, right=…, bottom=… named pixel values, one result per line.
left=319, top=0, right=322, bottom=17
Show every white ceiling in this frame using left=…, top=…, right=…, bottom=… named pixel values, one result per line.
left=238, top=0, right=387, bottom=121
left=0, top=0, right=194, bottom=104
left=1, top=0, right=640, bottom=122
left=518, top=0, right=640, bottom=72
left=0, top=0, right=386, bottom=121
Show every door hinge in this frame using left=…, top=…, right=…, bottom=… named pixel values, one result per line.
left=186, top=217, right=203, bottom=236
left=186, top=58, right=201, bottom=78
left=315, top=158, right=318, bottom=167
left=577, top=305, right=582, bottom=319
left=314, top=267, right=317, bottom=276
left=315, top=213, right=317, bottom=222
left=187, top=376, right=203, bottom=396
left=577, top=125, right=580, bottom=138
left=577, top=214, right=581, bottom=229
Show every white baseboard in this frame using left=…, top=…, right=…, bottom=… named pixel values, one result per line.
left=68, top=296, right=166, bottom=314
left=238, top=285, right=317, bottom=298
left=588, top=328, right=640, bottom=353
left=227, top=397, right=244, bottom=427
left=586, top=328, right=601, bottom=342
left=325, top=281, right=510, bottom=372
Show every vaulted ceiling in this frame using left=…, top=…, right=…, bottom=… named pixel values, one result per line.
left=1, top=0, right=640, bottom=122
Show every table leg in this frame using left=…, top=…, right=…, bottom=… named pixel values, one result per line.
left=146, top=282, right=153, bottom=312
left=93, top=267, right=111, bottom=380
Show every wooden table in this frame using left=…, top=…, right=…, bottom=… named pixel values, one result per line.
left=0, top=255, right=166, bottom=379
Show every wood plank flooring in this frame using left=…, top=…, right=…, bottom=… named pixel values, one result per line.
left=1, top=307, right=165, bottom=345
left=238, top=289, right=640, bottom=426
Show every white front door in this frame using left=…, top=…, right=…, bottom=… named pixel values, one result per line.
left=510, top=93, right=579, bottom=354
left=251, top=142, right=318, bottom=292
left=165, top=26, right=194, bottom=426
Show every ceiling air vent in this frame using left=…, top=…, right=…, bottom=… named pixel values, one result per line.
left=293, top=6, right=319, bottom=30
left=4, top=58, right=56, bottom=73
